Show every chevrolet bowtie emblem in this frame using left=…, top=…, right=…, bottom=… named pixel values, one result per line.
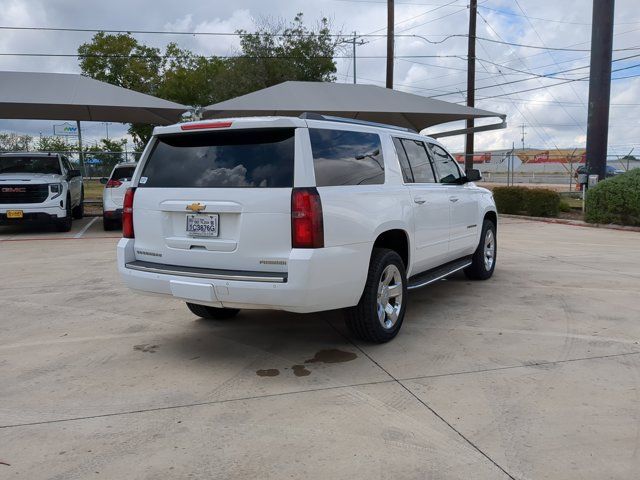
left=186, top=202, right=206, bottom=212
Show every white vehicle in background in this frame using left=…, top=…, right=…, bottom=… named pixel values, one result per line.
left=0, top=152, right=84, bottom=232
left=117, top=114, right=497, bottom=343
left=101, top=162, right=137, bottom=231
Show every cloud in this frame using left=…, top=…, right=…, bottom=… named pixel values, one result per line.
left=0, top=0, right=638, bottom=154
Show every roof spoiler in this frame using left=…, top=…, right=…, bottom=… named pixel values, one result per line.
left=429, top=115, right=507, bottom=139
left=299, top=112, right=417, bottom=133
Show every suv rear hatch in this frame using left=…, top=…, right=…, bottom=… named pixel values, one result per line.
left=132, top=126, right=296, bottom=274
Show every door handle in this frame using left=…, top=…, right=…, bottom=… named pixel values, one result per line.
left=414, top=196, right=427, bottom=205
left=449, top=196, right=459, bottom=203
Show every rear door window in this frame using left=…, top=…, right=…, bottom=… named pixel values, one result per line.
left=309, top=128, right=384, bottom=186
left=427, top=143, right=463, bottom=184
left=397, top=138, right=436, bottom=183
left=111, top=166, right=136, bottom=181
left=391, top=137, right=415, bottom=183
left=139, top=128, right=295, bottom=188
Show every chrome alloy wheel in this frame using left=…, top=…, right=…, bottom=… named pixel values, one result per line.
left=484, top=229, right=495, bottom=271
left=376, top=264, right=403, bottom=330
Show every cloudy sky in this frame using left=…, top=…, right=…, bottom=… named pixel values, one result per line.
left=1, top=0, right=639, bottom=155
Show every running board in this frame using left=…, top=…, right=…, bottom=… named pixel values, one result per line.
left=407, top=256, right=472, bottom=290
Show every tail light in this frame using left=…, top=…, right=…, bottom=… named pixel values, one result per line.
left=105, top=179, right=122, bottom=188
left=122, top=187, right=136, bottom=238
left=291, top=187, right=324, bottom=248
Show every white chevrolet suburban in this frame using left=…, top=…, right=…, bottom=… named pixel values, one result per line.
left=118, top=115, right=497, bottom=342
left=0, top=152, right=84, bottom=232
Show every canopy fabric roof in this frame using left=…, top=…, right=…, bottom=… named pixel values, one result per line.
left=0, top=71, right=187, bottom=124
left=204, top=81, right=504, bottom=131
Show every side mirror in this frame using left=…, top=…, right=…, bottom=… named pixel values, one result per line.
left=99, top=177, right=108, bottom=184
left=465, top=169, right=482, bottom=182
left=67, top=169, right=82, bottom=179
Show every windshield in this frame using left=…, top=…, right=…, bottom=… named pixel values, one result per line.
left=0, top=156, right=62, bottom=175
left=139, top=129, right=295, bottom=188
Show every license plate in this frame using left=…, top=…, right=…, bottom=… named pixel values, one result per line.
left=186, top=213, right=219, bottom=237
left=6, top=210, right=23, bottom=219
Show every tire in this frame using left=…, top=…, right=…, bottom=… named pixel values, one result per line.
left=103, top=216, right=118, bottom=231
left=464, top=218, right=497, bottom=280
left=344, top=248, right=408, bottom=343
left=55, top=196, right=73, bottom=232
left=186, top=303, right=240, bottom=320
left=72, top=189, right=84, bottom=219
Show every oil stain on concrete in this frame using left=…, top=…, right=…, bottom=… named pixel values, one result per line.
left=256, top=349, right=356, bottom=378
left=133, top=344, right=159, bottom=353
left=305, top=349, right=357, bottom=364
left=291, top=365, right=311, bottom=377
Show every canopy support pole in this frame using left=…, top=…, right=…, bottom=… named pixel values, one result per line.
left=76, top=120, right=85, bottom=174
left=429, top=117, right=507, bottom=139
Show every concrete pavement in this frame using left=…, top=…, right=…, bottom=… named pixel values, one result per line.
left=1, top=218, right=639, bottom=479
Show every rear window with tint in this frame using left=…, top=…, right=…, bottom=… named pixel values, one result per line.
left=309, top=128, right=384, bottom=186
left=111, top=166, right=136, bottom=181
left=139, top=128, right=295, bottom=188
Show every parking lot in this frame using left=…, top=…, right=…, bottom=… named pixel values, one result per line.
left=1, top=217, right=639, bottom=479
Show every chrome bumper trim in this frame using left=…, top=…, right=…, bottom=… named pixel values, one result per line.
left=125, top=260, right=287, bottom=283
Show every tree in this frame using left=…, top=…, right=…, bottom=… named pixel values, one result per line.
left=83, top=138, right=128, bottom=176
left=77, top=14, right=342, bottom=149
left=0, top=133, right=32, bottom=151
left=78, top=33, right=164, bottom=149
left=78, top=32, right=163, bottom=94
left=35, top=136, right=75, bottom=153
left=220, top=13, right=340, bottom=99
left=156, top=43, right=226, bottom=107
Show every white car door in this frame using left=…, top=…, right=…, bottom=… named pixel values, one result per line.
left=427, top=143, right=479, bottom=258
left=392, top=137, right=450, bottom=273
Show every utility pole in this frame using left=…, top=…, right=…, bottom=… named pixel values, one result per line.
left=386, top=0, right=394, bottom=88
left=352, top=32, right=357, bottom=84
left=586, top=0, right=615, bottom=181
left=520, top=124, right=526, bottom=151
left=76, top=120, right=85, bottom=175
left=464, top=0, right=477, bottom=173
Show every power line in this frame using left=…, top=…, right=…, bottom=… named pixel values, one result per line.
left=511, top=0, right=587, bottom=115
left=0, top=24, right=441, bottom=38
left=0, top=52, right=467, bottom=60
left=398, top=53, right=592, bottom=88
left=5, top=22, right=640, bottom=53
left=478, top=5, right=640, bottom=27
left=475, top=33, right=555, bottom=150
left=360, top=0, right=467, bottom=41
left=476, top=35, right=640, bottom=52
left=332, top=0, right=467, bottom=5
left=468, top=65, right=640, bottom=100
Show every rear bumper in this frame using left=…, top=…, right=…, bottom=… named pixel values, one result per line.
left=103, top=209, right=123, bottom=220
left=117, top=238, right=371, bottom=313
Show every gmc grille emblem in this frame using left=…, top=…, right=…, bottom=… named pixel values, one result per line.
left=1, top=187, right=26, bottom=193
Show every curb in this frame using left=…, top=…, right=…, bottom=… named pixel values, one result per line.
left=500, top=214, right=640, bottom=233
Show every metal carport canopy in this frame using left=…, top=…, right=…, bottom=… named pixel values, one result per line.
left=203, top=81, right=505, bottom=134
left=0, top=71, right=187, bottom=124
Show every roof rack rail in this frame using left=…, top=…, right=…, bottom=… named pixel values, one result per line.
left=299, top=112, right=417, bottom=133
